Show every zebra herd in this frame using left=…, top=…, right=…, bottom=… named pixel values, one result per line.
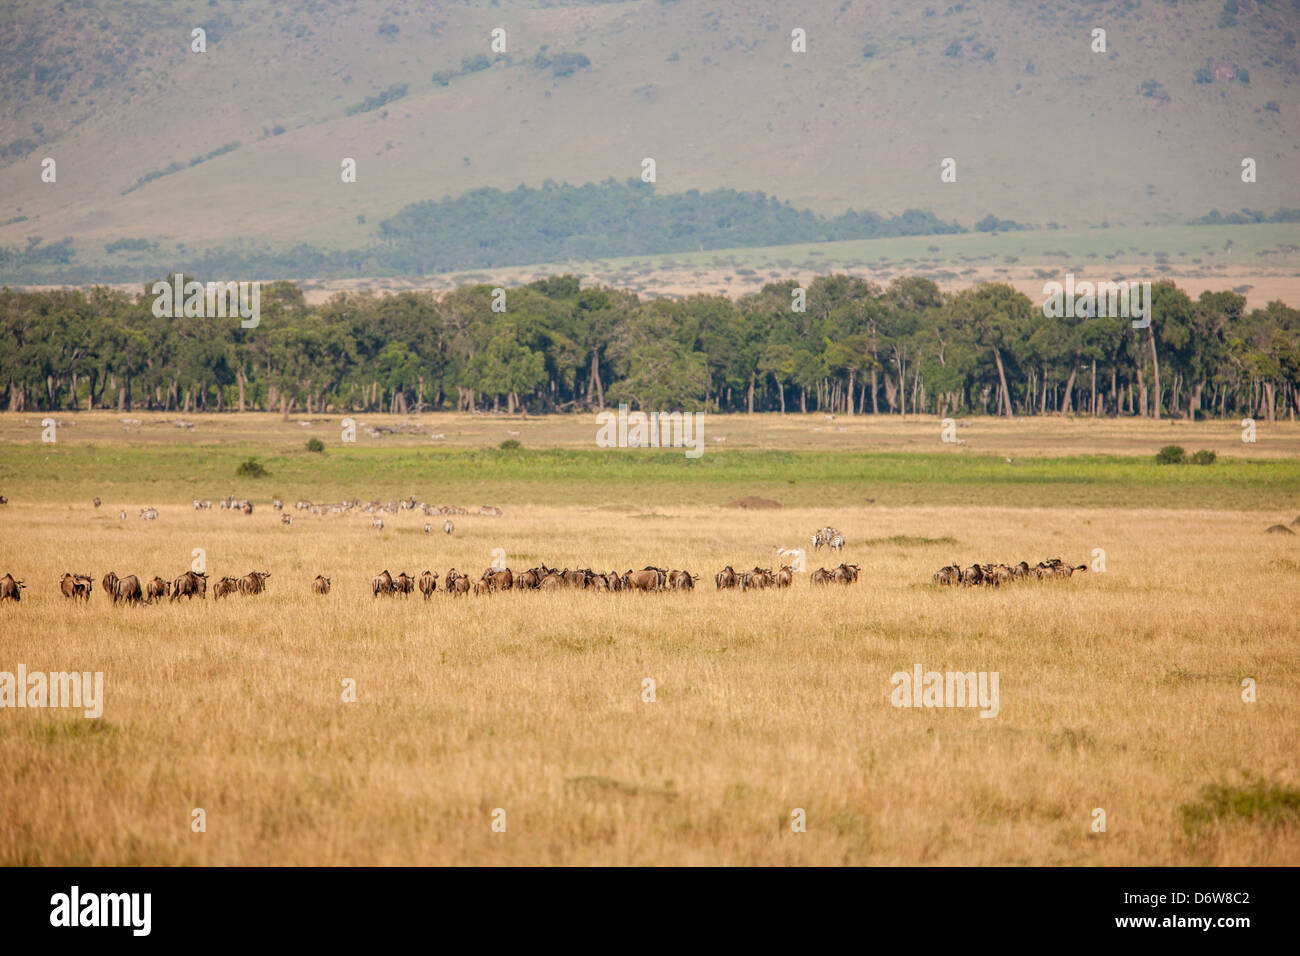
left=931, top=557, right=1088, bottom=587
left=812, top=526, right=846, bottom=551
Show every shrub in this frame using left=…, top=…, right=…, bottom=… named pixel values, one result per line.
left=1155, top=445, right=1186, bottom=465
left=499, top=439, right=522, bottom=451
left=1189, top=449, right=1217, bottom=465
left=236, top=457, right=268, bottom=477
left=306, top=437, right=325, bottom=452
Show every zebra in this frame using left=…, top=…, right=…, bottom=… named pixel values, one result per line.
left=140, top=507, right=158, bottom=520
left=443, top=520, right=454, bottom=535
left=830, top=533, right=845, bottom=552
left=281, top=514, right=292, bottom=526
left=371, top=517, right=385, bottom=530
left=423, top=524, right=432, bottom=534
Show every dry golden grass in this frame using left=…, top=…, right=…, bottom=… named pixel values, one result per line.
left=1, top=496, right=1297, bottom=865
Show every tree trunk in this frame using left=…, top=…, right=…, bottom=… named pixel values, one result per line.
left=1148, top=325, right=1162, bottom=420
left=993, top=347, right=1012, bottom=417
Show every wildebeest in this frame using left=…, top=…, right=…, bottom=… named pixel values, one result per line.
left=0, top=573, right=25, bottom=602
left=830, top=563, right=860, bottom=584
left=281, top=514, right=292, bottom=526
left=741, top=567, right=774, bottom=591
left=625, top=568, right=661, bottom=592
left=446, top=571, right=470, bottom=596
left=394, top=572, right=415, bottom=596
left=145, top=576, right=170, bottom=603
left=669, top=570, right=697, bottom=590
left=810, top=567, right=833, bottom=585
left=102, top=571, right=120, bottom=598
left=715, top=566, right=738, bottom=589
left=372, top=570, right=395, bottom=596
left=312, top=575, right=331, bottom=595
left=93, top=497, right=101, bottom=508
left=241, top=501, right=253, bottom=515
left=213, top=576, right=240, bottom=599
left=238, top=571, right=271, bottom=596
left=932, top=565, right=961, bottom=587
left=60, top=572, right=81, bottom=600
left=484, top=568, right=513, bottom=592
left=114, top=574, right=144, bottom=606
left=774, top=565, right=794, bottom=588
left=171, top=570, right=208, bottom=601
left=418, top=570, right=438, bottom=598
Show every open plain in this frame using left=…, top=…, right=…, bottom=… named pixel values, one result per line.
left=1, top=412, right=1297, bottom=865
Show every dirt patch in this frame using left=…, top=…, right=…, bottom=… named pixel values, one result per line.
left=727, top=495, right=782, bottom=509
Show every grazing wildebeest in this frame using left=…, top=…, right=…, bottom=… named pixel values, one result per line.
left=238, top=571, right=271, bottom=596
left=312, top=575, right=331, bottom=595
left=960, top=564, right=984, bottom=587
left=242, top=501, right=253, bottom=515
left=60, top=572, right=80, bottom=600
left=485, top=568, right=513, bottom=592
left=670, top=571, right=697, bottom=591
left=145, top=576, right=170, bottom=603
left=810, top=567, right=833, bottom=585
left=213, top=576, right=240, bottom=599
left=447, top=572, right=470, bottom=596
left=102, top=571, right=120, bottom=600
left=516, top=568, right=540, bottom=590
left=114, top=574, right=144, bottom=606
left=715, top=566, right=738, bottom=590
left=394, top=572, right=415, bottom=596
left=774, top=565, right=794, bottom=588
left=741, top=567, right=773, bottom=591
left=372, top=570, right=395, bottom=596
left=73, top=573, right=93, bottom=600
left=418, top=570, right=438, bottom=598
left=0, top=573, right=26, bottom=602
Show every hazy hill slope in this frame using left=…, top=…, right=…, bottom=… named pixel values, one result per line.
left=0, top=0, right=1296, bottom=261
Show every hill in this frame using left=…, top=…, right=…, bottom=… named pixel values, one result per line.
left=0, top=0, right=1297, bottom=278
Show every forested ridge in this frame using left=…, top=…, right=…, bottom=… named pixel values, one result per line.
left=2, top=274, right=1297, bottom=421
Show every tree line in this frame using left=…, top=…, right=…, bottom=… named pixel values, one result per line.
left=2, top=274, right=1298, bottom=422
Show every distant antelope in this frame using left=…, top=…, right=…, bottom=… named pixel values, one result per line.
left=281, top=514, right=292, bottom=525
left=312, top=575, right=331, bottom=595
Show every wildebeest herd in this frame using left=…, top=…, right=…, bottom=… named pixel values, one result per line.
left=372, top=565, right=704, bottom=596
left=931, top=557, right=1088, bottom=587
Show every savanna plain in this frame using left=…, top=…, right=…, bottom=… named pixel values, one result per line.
left=1, top=412, right=1297, bottom=865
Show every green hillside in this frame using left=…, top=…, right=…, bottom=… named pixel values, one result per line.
left=1, top=0, right=1297, bottom=276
